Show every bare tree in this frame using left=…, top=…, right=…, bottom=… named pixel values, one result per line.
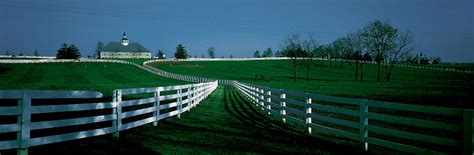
left=302, top=33, right=318, bottom=81
left=361, top=20, right=397, bottom=82
left=384, top=30, right=415, bottom=81
left=281, top=33, right=302, bottom=81
left=344, top=31, right=365, bottom=81
left=331, top=38, right=346, bottom=68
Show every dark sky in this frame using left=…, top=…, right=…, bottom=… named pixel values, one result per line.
left=1, top=0, right=473, bottom=62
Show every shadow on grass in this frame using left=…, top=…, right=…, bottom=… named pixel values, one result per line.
left=128, top=86, right=366, bottom=154
left=0, top=134, right=159, bottom=155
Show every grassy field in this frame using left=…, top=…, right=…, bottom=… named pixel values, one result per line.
left=0, top=62, right=187, bottom=97
left=150, top=60, right=474, bottom=108
left=11, top=86, right=371, bottom=155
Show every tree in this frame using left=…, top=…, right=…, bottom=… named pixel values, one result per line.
left=361, top=20, right=397, bottom=82
left=343, top=31, right=365, bottom=81
left=56, top=43, right=80, bottom=59
left=253, top=50, right=261, bottom=58
left=208, top=47, right=216, bottom=58
left=362, top=53, right=371, bottom=61
left=174, top=44, right=188, bottom=59
left=262, top=48, right=273, bottom=57
left=431, top=56, right=441, bottom=64
left=274, top=50, right=282, bottom=57
left=301, top=33, right=318, bottom=81
left=157, top=50, right=165, bottom=59
left=34, top=50, right=39, bottom=56
left=383, top=31, right=415, bottom=81
left=281, top=33, right=302, bottom=81
left=420, top=57, right=429, bottom=64
left=331, top=38, right=348, bottom=68
left=95, top=41, right=104, bottom=58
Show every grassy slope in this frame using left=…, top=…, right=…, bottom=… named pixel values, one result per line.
left=150, top=60, right=474, bottom=108
left=0, top=62, right=187, bottom=96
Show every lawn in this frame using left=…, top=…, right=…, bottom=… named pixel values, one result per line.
left=150, top=60, right=474, bottom=108
left=0, top=62, right=187, bottom=97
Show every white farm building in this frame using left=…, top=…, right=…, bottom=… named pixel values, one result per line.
left=99, top=33, right=151, bottom=59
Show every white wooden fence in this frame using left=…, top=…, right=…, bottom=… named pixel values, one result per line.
left=0, top=81, right=218, bottom=155
left=143, top=58, right=473, bottom=74
left=0, top=57, right=470, bottom=74
left=143, top=60, right=236, bottom=85
left=234, top=82, right=473, bottom=154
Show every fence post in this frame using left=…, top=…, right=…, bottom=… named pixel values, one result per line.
left=17, top=91, right=31, bottom=155
left=260, top=89, right=265, bottom=111
left=359, top=100, right=368, bottom=151
left=195, top=86, right=199, bottom=107
left=187, top=87, right=192, bottom=111
left=178, top=88, right=182, bottom=118
left=463, top=110, right=473, bottom=155
left=153, top=89, right=160, bottom=126
left=280, top=89, right=286, bottom=123
left=266, top=90, right=272, bottom=115
left=252, top=86, right=257, bottom=104
left=255, top=87, right=260, bottom=105
left=305, top=93, right=312, bottom=134
left=112, top=90, right=122, bottom=138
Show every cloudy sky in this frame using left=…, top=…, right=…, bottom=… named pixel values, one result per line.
left=1, top=0, right=473, bottom=62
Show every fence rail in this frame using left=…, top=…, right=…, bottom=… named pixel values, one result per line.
left=0, top=81, right=218, bottom=155
left=234, top=82, right=474, bottom=154
left=143, top=60, right=236, bottom=85
left=143, top=58, right=473, bottom=74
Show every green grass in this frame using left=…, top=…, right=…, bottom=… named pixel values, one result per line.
left=150, top=60, right=474, bottom=108
left=20, top=86, right=369, bottom=154
left=0, top=62, right=187, bottom=97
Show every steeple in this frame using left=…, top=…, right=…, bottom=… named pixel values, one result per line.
left=121, top=32, right=129, bottom=46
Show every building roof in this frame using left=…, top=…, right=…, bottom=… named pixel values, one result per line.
left=101, top=42, right=149, bottom=53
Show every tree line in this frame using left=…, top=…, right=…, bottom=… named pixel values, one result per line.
left=277, top=20, right=433, bottom=82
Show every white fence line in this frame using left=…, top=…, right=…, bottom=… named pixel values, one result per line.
left=233, top=81, right=473, bottom=154
left=0, top=81, right=218, bottom=155
left=0, top=55, right=56, bottom=59
left=143, top=60, right=236, bottom=85
left=0, top=57, right=470, bottom=74
left=143, top=58, right=473, bottom=74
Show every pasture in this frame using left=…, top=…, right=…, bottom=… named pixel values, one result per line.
left=0, top=60, right=472, bottom=154
left=0, top=62, right=187, bottom=96
left=150, top=60, right=474, bottom=108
